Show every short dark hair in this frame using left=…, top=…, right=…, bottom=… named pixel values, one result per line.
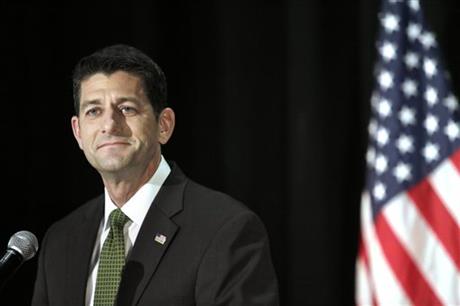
left=72, top=44, right=167, bottom=116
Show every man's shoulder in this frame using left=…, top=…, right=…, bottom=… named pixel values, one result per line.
left=169, top=162, right=253, bottom=217
left=187, top=179, right=244, bottom=205
left=182, top=179, right=256, bottom=222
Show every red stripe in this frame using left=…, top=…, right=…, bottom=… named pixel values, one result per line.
left=358, top=237, right=379, bottom=306
left=408, top=178, right=460, bottom=270
left=449, top=148, right=460, bottom=173
left=359, top=236, right=370, bottom=268
left=375, top=213, right=443, bottom=306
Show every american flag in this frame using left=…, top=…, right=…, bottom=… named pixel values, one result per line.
left=356, top=0, right=460, bottom=305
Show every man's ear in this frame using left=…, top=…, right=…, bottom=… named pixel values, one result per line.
left=71, top=116, right=84, bottom=150
left=158, top=108, right=175, bottom=145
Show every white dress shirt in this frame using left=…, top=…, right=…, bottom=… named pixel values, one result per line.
left=85, top=156, right=171, bottom=306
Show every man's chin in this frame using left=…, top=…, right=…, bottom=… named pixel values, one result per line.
left=93, top=158, right=131, bottom=173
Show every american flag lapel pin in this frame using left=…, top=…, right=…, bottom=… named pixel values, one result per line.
left=154, top=233, right=167, bottom=245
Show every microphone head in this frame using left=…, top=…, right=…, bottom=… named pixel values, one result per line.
left=7, top=231, right=39, bottom=261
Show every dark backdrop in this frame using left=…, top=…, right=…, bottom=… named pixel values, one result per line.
left=1, top=0, right=459, bottom=305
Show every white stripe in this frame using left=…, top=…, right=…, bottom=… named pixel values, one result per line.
left=359, top=192, right=411, bottom=305
left=383, top=192, right=460, bottom=305
left=429, top=158, right=460, bottom=227
left=356, top=257, right=372, bottom=306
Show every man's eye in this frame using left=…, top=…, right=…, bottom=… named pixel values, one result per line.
left=120, top=106, right=137, bottom=116
left=86, top=108, right=101, bottom=117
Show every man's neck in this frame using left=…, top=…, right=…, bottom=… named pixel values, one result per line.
left=101, top=158, right=160, bottom=207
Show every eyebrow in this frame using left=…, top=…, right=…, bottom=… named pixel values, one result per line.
left=80, top=99, right=101, bottom=110
left=80, top=96, right=143, bottom=110
left=117, top=96, right=142, bottom=104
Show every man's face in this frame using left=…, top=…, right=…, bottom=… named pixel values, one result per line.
left=71, top=71, right=162, bottom=175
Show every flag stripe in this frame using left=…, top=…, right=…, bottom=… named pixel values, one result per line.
left=357, top=239, right=378, bottom=306
left=356, top=237, right=371, bottom=305
left=383, top=192, right=460, bottom=304
left=356, top=258, right=375, bottom=306
left=408, top=178, right=460, bottom=270
left=429, top=150, right=460, bottom=227
left=449, top=147, right=460, bottom=173
left=374, top=213, right=443, bottom=306
left=360, top=194, right=410, bottom=305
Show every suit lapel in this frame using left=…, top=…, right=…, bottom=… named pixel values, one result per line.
left=65, top=197, right=104, bottom=306
left=117, top=163, right=187, bottom=306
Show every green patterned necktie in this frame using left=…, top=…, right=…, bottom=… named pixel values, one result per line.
left=94, top=208, right=130, bottom=306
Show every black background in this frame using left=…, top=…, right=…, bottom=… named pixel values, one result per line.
left=1, top=0, right=460, bottom=305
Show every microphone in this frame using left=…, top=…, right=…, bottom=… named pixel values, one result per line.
left=0, top=231, right=39, bottom=290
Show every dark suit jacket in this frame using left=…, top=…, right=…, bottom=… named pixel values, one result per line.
left=31, top=164, right=279, bottom=306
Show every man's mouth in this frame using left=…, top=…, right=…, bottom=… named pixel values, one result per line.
left=97, top=141, right=130, bottom=149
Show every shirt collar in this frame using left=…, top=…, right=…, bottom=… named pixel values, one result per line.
left=103, top=156, right=171, bottom=230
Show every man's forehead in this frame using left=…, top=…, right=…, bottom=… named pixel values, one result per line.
left=82, top=71, right=142, bottom=87
left=81, top=72, right=145, bottom=97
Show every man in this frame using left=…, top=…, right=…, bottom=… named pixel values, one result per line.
left=31, top=44, right=279, bottom=306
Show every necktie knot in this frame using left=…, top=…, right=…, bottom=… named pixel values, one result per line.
left=109, top=208, right=130, bottom=229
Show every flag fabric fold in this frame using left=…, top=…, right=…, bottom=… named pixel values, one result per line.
left=356, top=0, right=460, bottom=305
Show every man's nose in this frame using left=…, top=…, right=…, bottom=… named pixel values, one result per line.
left=101, top=108, right=123, bottom=134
